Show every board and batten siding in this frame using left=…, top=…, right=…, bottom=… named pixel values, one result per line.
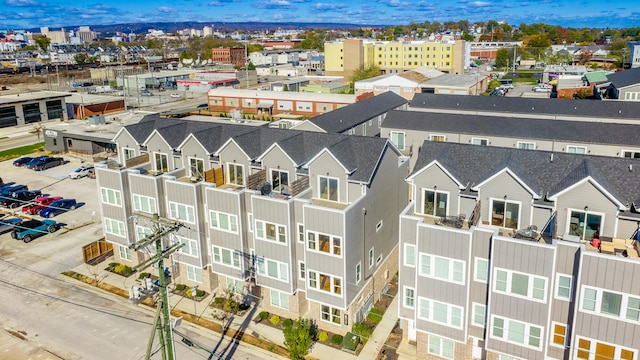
left=467, top=229, right=493, bottom=340
left=308, top=151, right=348, bottom=203
left=554, top=180, right=618, bottom=238
left=478, top=171, right=533, bottom=229
left=398, top=213, right=419, bottom=321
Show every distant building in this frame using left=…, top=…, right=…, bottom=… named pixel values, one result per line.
left=629, top=41, right=640, bottom=68
left=0, top=91, right=69, bottom=127
left=212, top=47, right=246, bottom=68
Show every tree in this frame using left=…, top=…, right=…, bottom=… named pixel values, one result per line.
left=495, top=48, right=509, bottom=68
left=283, top=318, right=315, bottom=360
left=34, top=36, right=51, bottom=51
left=247, top=61, right=256, bottom=70
left=350, top=65, right=381, bottom=83
left=30, top=124, right=43, bottom=141
left=525, top=34, right=550, bottom=58
left=461, top=32, right=475, bottom=41
left=74, top=54, right=87, bottom=64
left=574, top=88, right=592, bottom=99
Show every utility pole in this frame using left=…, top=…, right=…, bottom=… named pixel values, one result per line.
left=129, top=214, right=185, bottom=360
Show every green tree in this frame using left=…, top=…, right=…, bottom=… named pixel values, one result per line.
left=35, top=36, right=51, bottom=51
left=487, top=79, right=501, bottom=93
left=525, top=34, right=550, bottom=58
left=461, top=32, right=475, bottom=41
left=350, top=65, right=381, bottom=83
left=283, top=318, right=315, bottom=360
left=247, top=61, right=256, bottom=70
left=74, top=53, right=87, bottom=64
left=495, top=48, right=509, bottom=68
left=246, top=43, right=264, bottom=53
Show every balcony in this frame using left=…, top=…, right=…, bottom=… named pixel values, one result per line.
left=414, top=213, right=471, bottom=230
left=310, top=197, right=350, bottom=210
left=584, top=237, right=640, bottom=260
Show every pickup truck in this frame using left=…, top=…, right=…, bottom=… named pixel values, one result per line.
left=1, top=189, right=42, bottom=209
left=11, top=219, right=58, bottom=243
left=22, top=196, right=62, bottom=215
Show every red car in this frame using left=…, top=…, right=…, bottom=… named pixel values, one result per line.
left=22, top=196, right=63, bottom=215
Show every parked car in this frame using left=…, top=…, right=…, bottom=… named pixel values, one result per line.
left=197, top=103, right=208, bottom=108
left=22, top=196, right=63, bottom=215
left=0, top=181, right=16, bottom=190
left=0, top=184, right=28, bottom=198
left=11, top=219, right=58, bottom=243
left=0, top=217, right=22, bottom=234
left=69, top=164, right=94, bottom=179
left=141, top=90, right=154, bottom=96
left=170, top=93, right=181, bottom=98
left=1, top=190, right=42, bottom=209
left=32, top=157, right=64, bottom=171
left=24, top=156, right=51, bottom=169
left=39, top=198, right=77, bottom=218
left=87, top=168, right=96, bottom=179
left=532, top=85, right=552, bottom=93
left=13, top=157, right=33, bottom=167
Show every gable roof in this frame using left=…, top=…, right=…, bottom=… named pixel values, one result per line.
left=411, top=141, right=640, bottom=209
left=606, top=67, right=640, bottom=90
left=308, top=92, right=407, bottom=133
left=409, top=93, right=640, bottom=121
left=382, top=109, right=640, bottom=147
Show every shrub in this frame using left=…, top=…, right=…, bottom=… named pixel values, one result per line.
left=214, top=297, right=225, bottom=304
left=114, top=264, right=133, bottom=275
left=352, top=322, right=373, bottom=343
left=175, top=284, right=186, bottom=291
left=269, top=315, right=281, bottom=326
left=318, top=331, right=329, bottom=342
left=259, top=311, right=269, bottom=320
left=109, top=262, right=119, bottom=268
left=196, top=289, right=205, bottom=297
left=331, top=334, right=343, bottom=345
left=283, top=318, right=293, bottom=328
left=367, top=308, right=383, bottom=324
left=138, top=272, right=150, bottom=279
left=238, top=303, right=250, bottom=311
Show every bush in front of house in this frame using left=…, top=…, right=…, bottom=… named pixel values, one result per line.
left=114, top=264, right=133, bottom=276
left=282, top=318, right=293, bottom=328
left=259, top=311, right=269, bottom=321
left=331, top=334, right=343, bottom=345
left=367, top=308, right=383, bottom=324
left=270, top=315, right=281, bottom=326
left=175, top=284, right=186, bottom=291
left=318, top=331, right=329, bottom=342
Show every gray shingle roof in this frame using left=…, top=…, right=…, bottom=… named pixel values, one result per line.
left=383, top=109, right=640, bottom=146
left=412, top=141, right=640, bottom=207
left=309, top=91, right=407, bottom=133
left=606, top=67, right=640, bottom=89
left=410, top=93, right=640, bottom=121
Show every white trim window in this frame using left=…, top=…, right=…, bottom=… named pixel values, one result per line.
left=186, top=264, right=202, bottom=282
left=168, top=202, right=195, bottom=224
left=308, top=271, right=342, bottom=296
left=369, top=247, right=374, bottom=268
left=356, top=262, right=361, bottom=284
left=474, top=257, right=489, bottom=283
left=297, top=223, right=304, bottom=243
left=321, top=305, right=341, bottom=325
left=209, top=211, right=239, bottom=233
left=490, top=315, right=543, bottom=350
left=555, top=274, right=573, bottom=301
left=566, top=145, right=587, bottom=154
left=419, top=253, right=465, bottom=285
left=472, top=138, right=488, bottom=146
left=256, top=257, right=289, bottom=282
left=417, top=297, right=464, bottom=329
left=428, top=335, right=454, bottom=360
left=136, top=225, right=152, bottom=241
left=490, top=198, right=520, bottom=230
left=307, top=230, right=341, bottom=257
left=550, top=322, right=567, bottom=348
left=104, top=218, right=125, bottom=237
left=154, top=152, right=168, bottom=172
left=174, top=236, right=199, bottom=257
left=227, top=162, right=244, bottom=186
left=576, top=336, right=637, bottom=360
left=622, top=149, right=640, bottom=159
left=298, top=261, right=306, bottom=280
left=188, top=157, right=204, bottom=178
left=122, top=148, right=136, bottom=160
left=404, top=244, right=416, bottom=267
left=318, top=175, right=339, bottom=201
left=423, top=188, right=449, bottom=217
left=517, top=141, right=535, bottom=150
left=270, top=289, right=289, bottom=310
left=270, top=168, right=289, bottom=193
left=430, top=134, right=445, bottom=142
left=390, top=131, right=405, bottom=150
left=212, top=246, right=241, bottom=269
left=494, top=268, right=547, bottom=302
left=226, top=277, right=243, bottom=295
left=132, top=194, right=157, bottom=214
left=404, top=286, right=415, bottom=309
left=256, top=220, right=287, bottom=244
left=472, top=302, right=486, bottom=327
left=100, top=188, right=122, bottom=206
left=581, top=286, right=640, bottom=322
left=119, top=245, right=132, bottom=261
left=567, top=208, right=603, bottom=241
left=248, top=213, right=253, bottom=232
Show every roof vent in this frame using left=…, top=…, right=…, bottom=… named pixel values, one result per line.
left=630, top=164, right=633, bottom=171
left=550, top=154, right=553, bottom=162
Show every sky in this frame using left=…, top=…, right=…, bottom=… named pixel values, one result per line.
left=1, top=0, right=639, bottom=30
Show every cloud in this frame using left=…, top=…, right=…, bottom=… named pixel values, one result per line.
left=157, top=6, right=177, bottom=13
left=207, top=0, right=241, bottom=5
left=5, top=0, right=38, bottom=7
left=254, top=0, right=294, bottom=9
left=312, top=3, right=348, bottom=11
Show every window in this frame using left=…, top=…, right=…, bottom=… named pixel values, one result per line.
left=212, top=246, right=241, bottom=269
left=227, top=163, right=244, bottom=186
left=490, top=316, right=543, bottom=350
left=100, top=188, right=122, bottom=206
left=419, top=253, right=465, bottom=285
left=627, top=296, right=640, bottom=321
left=430, top=134, right=445, bottom=142
left=418, top=297, right=463, bottom=329
left=493, top=268, right=547, bottom=302
left=428, top=335, right=454, bottom=359
left=390, top=131, right=405, bottom=150
left=576, top=336, right=637, bottom=360
left=299, top=261, right=305, bottom=280
left=622, top=150, right=640, bottom=159
left=423, top=189, right=448, bottom=217
left=256, top=221, right=286, bottom=244
left=363, top=124, right=367, bottom=136
left=271, top=169, right=289, bottom=193
left=123, top=148, right=136, bottom=160
left=472, top=138, right=488, bottom=146
left=376, top=255, right=382, bottom=265
left=209, top=211, right=238, bottom=233
left=308, top=271, right=342, bottom=296
left=297, top=223, right=304, bottom=243
left=226, top=277, right=243, bottom=294
left=321, top=305, right=341, bottom=324
left=136, top=225, right=152, bottom=241
left=551, top=322, right=567, bottom=347
left=154, top=152, right=168, bottom=172
left=168, top=202, right=195, bottom=223
left=404, top=287, right=415, bottom=308
left=132, top=194, right=156, bottom=214
left=376, top=220, right=383, bottom=232
left=306, top=230, right=341, bottom=256
left=474, top=257, right=488, bottom=283
left=188, top=157, right=204, bottom=178
left=568, top=209, right=602, bottom=241
left=567, top=146, right=587, bottom=154
left=318, top=175, right=338, bottom=201
left=517, top=141, right=535, bottom=150
left=248, top=213, right=253, bottom=232
left=270, top=289, right=289, bottom=310
left=491, top=199, right=520, bottom=229
left=174, top=236, right=199, bottom=257
left=404, top=244, right=416, bottom=267
left=369, top=248, right=374, bottom=268
left=119, top=245, right=131, bottom=261
left=256, top=257, right=288, bottom=282
left=104, top=218, right=125, bottom=237
left=186, top=264, right=202, bottom=282
left=556, top=274, right=573, bottom=300
left=472, top=303, right=485, bottom=327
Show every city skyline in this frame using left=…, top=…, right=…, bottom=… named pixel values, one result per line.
left=1, top=0, right=639, bottom=30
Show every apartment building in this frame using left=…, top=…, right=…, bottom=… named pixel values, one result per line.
left=96, top=115, right=409, bottom=334
left=212, top=47, right=246, bottom=68
left=398, top=141, right=640, bottom=360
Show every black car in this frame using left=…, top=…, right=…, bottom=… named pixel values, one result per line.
left=32, top=157, right=64, bottom=171
left=13, top=157, right=33, bottom=167
left=0, top=184, right=28, bottom=198
left=1, top=190, right=42, bottom=209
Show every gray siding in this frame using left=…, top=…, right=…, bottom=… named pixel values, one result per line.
left=308, top=151, right=348, bottom=203
left=555, top=181, right=618, bottom=238
left=478, top=171, right=533, bottom=230
left=398, top=212, right=419, bottom=321
left=467, top=228, right=493, bottom=340
left=146, top=134, right=174, bottom=171
left=411, top=164, right=461, bottom=217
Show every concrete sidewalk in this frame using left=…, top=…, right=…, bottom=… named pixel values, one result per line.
left=357, top=295, right=399, bottom=359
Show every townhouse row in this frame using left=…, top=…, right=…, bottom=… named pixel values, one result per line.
left=96, top=115, right=409, bottom=334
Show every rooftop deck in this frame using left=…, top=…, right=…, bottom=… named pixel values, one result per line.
left=310, top=198, right=350, bottom=210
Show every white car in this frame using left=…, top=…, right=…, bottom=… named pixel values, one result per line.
left=170, top=93, right=181, bottom=98
left=69, top=164, right=94, bottom=179
left=532, top=85, right=552, bottom=92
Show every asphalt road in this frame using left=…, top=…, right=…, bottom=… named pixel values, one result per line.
left=0, top=133, right=41, bottom=151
